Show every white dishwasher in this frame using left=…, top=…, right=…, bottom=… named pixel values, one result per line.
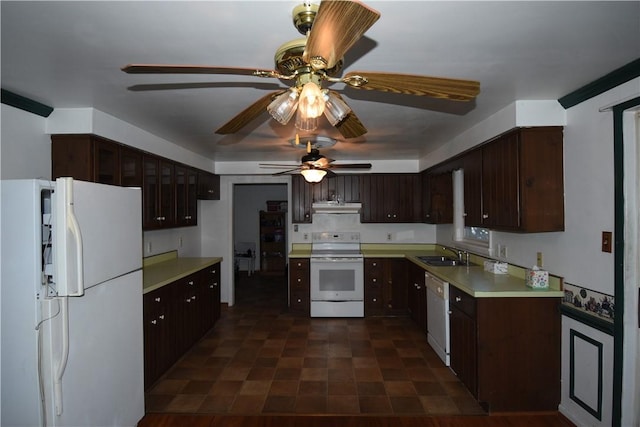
left=425, top=272, right=450, bottom=366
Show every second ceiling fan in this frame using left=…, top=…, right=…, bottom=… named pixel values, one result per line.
left=122, top=0, right=480, bottom=139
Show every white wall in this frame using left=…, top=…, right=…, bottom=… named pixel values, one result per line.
left=1, top=105, right=51, bottom=180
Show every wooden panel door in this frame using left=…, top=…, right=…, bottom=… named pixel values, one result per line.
left=120, top=146, right=142, bottom=187
left=383, top=258, right=408, bottom=315
left=461, top=149, right=483, bottom=227
left=360, top=174, right=385, bottom=222
left=159, top=160, right=176, bottom=227
left=291, top=175, right=313, bottom=223
left=93, top=138, right=120, bottom=185
left=518, top=127, right=565, bottom=232
left=142, top=155, right=160, bottom=229
left=481, top=133, right=520, bottom=229
left=175, top=165, right=198, bottom=227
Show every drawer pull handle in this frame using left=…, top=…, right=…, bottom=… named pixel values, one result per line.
left=151, top=319, right=157, bottom=325
left=155, top=297, right=161, bottom=302
left=159, top=315, right=165, bottom=320
left=455, top=296, right=462, bottom=302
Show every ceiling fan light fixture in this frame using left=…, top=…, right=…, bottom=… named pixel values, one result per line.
left=300, top=168, right=327, bottom=183
left=323, top=91, right=352, bottom=125
left=298, top=81, right=325, bottom=119
left=267, top=89, right=299, bottom=125
left=295, top=108, right=319, bottom=132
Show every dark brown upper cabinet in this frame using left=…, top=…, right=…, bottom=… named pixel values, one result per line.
left=290, top=174, right=361, bottom=223
left=360, top=174, right=422, bottom=223
left=480, top=127, right=564, bottom=232
left=52, top=134, right=120, bottom=185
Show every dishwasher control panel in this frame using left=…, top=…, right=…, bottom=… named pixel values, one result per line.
left=425, top=272, right=449, bottom=299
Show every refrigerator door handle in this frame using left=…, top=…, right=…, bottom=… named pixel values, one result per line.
left=54, top=178, right=84, bottom=297
left=54, top=296, right=70, bottom=416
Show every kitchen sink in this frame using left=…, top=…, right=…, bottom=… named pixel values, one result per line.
left=417, top=255, right=472, bottom=267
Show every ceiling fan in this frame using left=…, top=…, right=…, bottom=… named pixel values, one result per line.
left=260, top=138, right=372, bottom=183
left=121, top=0, right=480, bottom=139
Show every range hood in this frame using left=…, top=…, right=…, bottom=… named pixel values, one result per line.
left=312, top=201, right=362, bottom=214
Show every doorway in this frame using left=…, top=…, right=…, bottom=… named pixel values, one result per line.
left=233, top=183, right=288, bottom=307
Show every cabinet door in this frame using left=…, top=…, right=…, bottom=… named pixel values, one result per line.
left=291, top=175, right=313, bottom=223
left=383, top=259, right=408, bottom=315
left=461, top=149, right=483, bottom=227
left=426, top=172, right=453, bottom=224
left=407, top=262, right=427, bottom=333
left=482, top=133, right=520, bottom=229
left=449, top=287, right=477, bottom=397
left=93, top=138, right=120, bottom=185
left=120, top=146, right=142, bottom=187
left=518, top=127, right=564, bottom=232
left=159, top=160, right=176, bottom=227
left=176, top=273, right=200, bottom=354
left=175, top=165, right=198, bottom=227
left=142, top=156, right=160, bottom=229
left=201, top=264, right=221, bottom=332
left=143, top=283, right=175, bottom=389
left=197, top=171, right=220, bottom=200
left=360, top=175, right=385, bottom=222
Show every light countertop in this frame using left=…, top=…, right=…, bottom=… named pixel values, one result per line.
left=143, top=251, right=223, bottom=294
left=289, top=243, right=563, bottom=298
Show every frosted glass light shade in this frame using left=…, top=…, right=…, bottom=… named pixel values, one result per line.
left=323, top=91, right=351, bottom=125
left=301, top=168, right=327, bottom=183
left=267, top=89, right=299, bottom=125
left=295, top=109, right=319, bottom=132
left=298, top=82, right=325, bottom=119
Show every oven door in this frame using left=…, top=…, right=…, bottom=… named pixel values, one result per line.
left=310, top=257, right=364, bottom=301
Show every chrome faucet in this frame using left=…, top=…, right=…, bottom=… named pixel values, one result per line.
left=442, top=246, right=468, bottom=263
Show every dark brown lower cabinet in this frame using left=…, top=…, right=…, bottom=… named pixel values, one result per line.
left=289, top=259, right=310, bottom=315
left=449, top=285, right=561, bottom=412
left=364, top=258, right=408, bottom=316
left=142, top=262, right=221, bottom=390
left=407, top=262, right=427, bottom=334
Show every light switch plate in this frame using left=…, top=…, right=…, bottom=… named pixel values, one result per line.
left=602, top=231, right=612, bottom=253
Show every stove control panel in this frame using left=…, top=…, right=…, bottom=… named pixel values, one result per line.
left=312, top=232, right=361, bottom=243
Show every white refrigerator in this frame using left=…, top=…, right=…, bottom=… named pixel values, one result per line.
left=1, top=178, right=145, bottom=427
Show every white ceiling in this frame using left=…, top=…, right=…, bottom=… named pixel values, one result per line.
left=2, top=1, right=639, bottom=164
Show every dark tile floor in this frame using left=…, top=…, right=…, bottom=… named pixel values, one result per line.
left=145, top=272, right=485, bottom=416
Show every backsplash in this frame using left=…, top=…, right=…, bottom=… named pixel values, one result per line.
left=563, top=282, right=615, bottom=321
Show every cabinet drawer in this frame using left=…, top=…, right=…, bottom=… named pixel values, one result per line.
left=290, top=290, right=309, bottom=314
left=450, top=286, right=476, bottom=317
left=290, top=258, right=310, bottom=272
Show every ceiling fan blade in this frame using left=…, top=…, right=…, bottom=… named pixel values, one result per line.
left=335, top=111, right=368, bottom=138
left=344, top=71, right=480, bottom=101
left=259, top=163, right=300, bottom=168
left=122, top=64, right=278, bottom=77
left=272, top=168, right=303, bottom=176
left=303, top=0, right=380, bottom=70
left=311, top=157, right=334, bottom=168
left=328, top=163, right=372, bottom=169
left=216, top=90, right=285, bottom=134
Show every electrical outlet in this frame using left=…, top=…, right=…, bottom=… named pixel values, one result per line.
left=303, top=233, right=308, bottom=240
left=499, top=244, right=507, bottom=258
left=537, top=251, right=543, bottom=267
left=387, top=233, right=392, bottom=241
left=294, top=224, right=299, bottom=232
left=146, top=241, right=152, bottom=253
left=179, top=236, right=183, bottom=248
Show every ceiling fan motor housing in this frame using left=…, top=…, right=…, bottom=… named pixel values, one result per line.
left=292, top=3, right=319, bottom=35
